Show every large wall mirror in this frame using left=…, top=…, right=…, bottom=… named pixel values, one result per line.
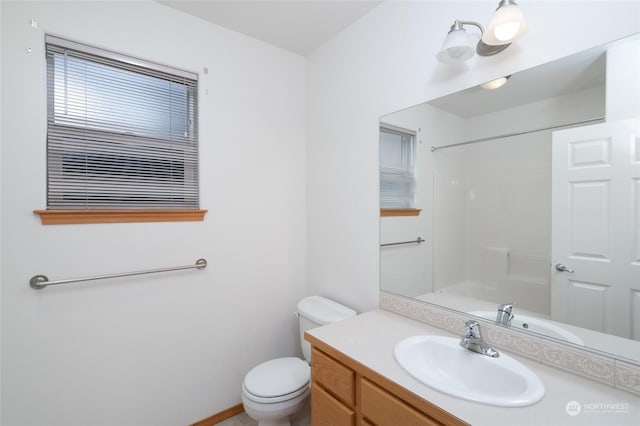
left=380, top=33, right=640, bottom=363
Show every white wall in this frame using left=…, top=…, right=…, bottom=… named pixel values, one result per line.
left=606, top=38, right=640, bottom=121
left=306, top=1, right=640, bottom=313
left=1, top=1, right=306, bottom=425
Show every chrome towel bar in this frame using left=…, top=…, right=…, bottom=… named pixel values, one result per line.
left=30, top=258, right=207, bottom=290
left=380, top=237, right=425, bottom=247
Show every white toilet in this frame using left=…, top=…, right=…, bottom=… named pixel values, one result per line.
left=241, top=295, right=357, bottom=426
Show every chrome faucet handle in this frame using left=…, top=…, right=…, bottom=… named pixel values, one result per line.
left=498, top=303, right=513, bottom=313
left=461, top=320, right=500, bottom=358
left=463, top=320, right=482, bottom=339
left=497, top=302, right=514, bottom=325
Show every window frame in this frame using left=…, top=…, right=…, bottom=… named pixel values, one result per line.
left=35, top=35, right=206, bottom=224
left=379, top=124, right=420, bottom=216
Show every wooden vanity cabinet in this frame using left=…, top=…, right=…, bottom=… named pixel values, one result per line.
left=311, top=348, right=356, bottom=426
left=312, top=383, right=355, bottom=426
left=308, top=340, right=467, bottom=426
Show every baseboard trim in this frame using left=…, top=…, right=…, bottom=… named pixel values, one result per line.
left=190, top=403, right=245, bottom=426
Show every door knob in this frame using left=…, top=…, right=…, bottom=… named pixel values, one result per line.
left=555, top=263, right=574, bottom=273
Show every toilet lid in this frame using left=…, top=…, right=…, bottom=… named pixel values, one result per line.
left=244, top=357, right=310, bottom=398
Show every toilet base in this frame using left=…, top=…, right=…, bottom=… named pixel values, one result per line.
left=241, top=387, right=309, bottom=426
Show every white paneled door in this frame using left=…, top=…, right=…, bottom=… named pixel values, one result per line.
left=551, top=118, right=640, bottom=340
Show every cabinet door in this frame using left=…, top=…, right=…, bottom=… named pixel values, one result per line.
left=312, top=382, right=355, bottom=426
left=312, top=348, right=355, bottom=406
left=361, top=379, right=441, bottom=426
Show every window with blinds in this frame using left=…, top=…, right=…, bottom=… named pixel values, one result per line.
left=380, top=125, right=416, bottom=209
left=45, top=35, right=199, bottom=210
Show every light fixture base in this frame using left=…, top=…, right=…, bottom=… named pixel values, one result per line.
left=476, top=40, right=511, bottom=56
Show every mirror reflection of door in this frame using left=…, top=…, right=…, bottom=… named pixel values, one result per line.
left=551, top=118, right=640, bottom=339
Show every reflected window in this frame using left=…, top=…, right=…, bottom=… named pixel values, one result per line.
left=380, top=125, right=416, bottom=208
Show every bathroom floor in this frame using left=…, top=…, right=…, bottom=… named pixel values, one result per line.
left=216, top=412, right=256, bottom=426
left=217, top=401, right=311, bottom=426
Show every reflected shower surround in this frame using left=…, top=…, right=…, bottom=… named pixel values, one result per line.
left=433, top=133, right=551, bottom=314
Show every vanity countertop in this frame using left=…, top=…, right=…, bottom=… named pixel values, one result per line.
left=306, top=309, right=640, bottom=426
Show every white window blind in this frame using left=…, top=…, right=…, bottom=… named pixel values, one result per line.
left=380, top=125, right=416, bottom=208
left=45, top=35, right=199, bottom=210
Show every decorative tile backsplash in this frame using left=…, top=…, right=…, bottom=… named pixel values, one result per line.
left=615, top=360, right=640, bottom=395
left=380, top=292, right=640, bottom=396
left=539, top=339, right=615, bottom=386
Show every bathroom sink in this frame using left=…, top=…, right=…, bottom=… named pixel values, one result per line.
left=468, top=310, right=584, bottom=345
left=394, top=335, right=545, bottom=407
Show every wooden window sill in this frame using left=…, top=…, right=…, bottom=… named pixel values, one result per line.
left=34, top=209, right=208, bottom=225
left=380, top=209, right=422, bottom=217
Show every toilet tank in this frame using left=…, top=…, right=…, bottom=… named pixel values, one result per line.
left=297, top=296, right=357, bottom=362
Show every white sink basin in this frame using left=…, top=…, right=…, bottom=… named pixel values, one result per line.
left=468, top=311, right=584, bottom=345
left=394, top=335, right=545, bottom=407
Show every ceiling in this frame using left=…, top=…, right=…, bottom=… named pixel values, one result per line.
left=158, top=0, right=382, bottom=56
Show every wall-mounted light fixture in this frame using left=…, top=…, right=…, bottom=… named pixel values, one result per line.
left=437, top=0, right=528, bottom=64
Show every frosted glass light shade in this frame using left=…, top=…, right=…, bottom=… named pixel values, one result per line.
left=482, top=3, right=529, bottom=45
left=480, top=76, right=510, bottom=90
left=437, top=29, right=476, bottom=63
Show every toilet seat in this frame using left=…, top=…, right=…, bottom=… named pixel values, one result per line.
left=242, top=382, right=309, bottom=404
left=243, top=357, right=310, bottom=404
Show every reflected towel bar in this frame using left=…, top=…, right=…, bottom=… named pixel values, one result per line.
left=30, top=258, right=207, bottom=290
left=380, top=237, right=425, bottom=247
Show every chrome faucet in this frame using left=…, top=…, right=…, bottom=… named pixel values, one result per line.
left=496, top=303, right=514, bottom=325
left=460, top=320, right=499, bottom=357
